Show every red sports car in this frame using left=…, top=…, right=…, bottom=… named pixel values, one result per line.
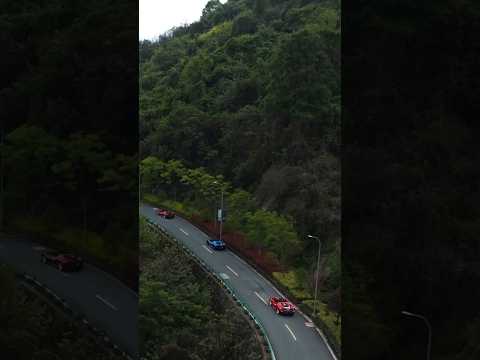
left=154, top=208, right=175, bottom=219
left=41, top=251, right=83, bottom=272
left=269, top=296, right=296, bottom=315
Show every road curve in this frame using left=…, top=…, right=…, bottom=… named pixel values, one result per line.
left=140, top=203, right=336, bottom=360
left=0, top=234, right=138, bottom=358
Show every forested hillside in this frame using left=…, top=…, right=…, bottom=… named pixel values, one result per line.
left=139, top=219, right=263, bottom=360
left=1, top=0, right=138, bottom=287
left=139, top=0, right=340, bottom=337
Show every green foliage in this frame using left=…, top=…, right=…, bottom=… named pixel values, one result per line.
left=139, top=0, right=341, bottom=345
left=272, top=270, right=311, bottom=300
left=232, top=12, right=258, bottom=36
left=141, top=158, right=305, bottom=265
left=244, top=209, right=302, bottom=263
left=303, top=300, right=341, bottom=344
left=139, top=219, right=262, bottom=360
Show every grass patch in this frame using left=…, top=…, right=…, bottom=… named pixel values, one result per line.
left=272, top=270, right=311, bottom=301
left=304, top=299, right=341, bottom=345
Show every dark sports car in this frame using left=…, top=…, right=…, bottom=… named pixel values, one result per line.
left=154, top=208, right=175, bottom=219
left=41, top=251, right=83, bottom=272
left=206, top=238, right=226, bottom=250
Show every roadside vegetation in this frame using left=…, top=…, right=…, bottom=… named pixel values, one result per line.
left=0, top=264, right=119, bottom=360
left=139, top=218, right=263, bottom=360
left=141, top=157, right=341, bottom=346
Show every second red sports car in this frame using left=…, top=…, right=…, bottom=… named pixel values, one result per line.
left=269, top=296, right=296, bottom=315
left=41, top=251, right=83, bottom=272
left=154, top=208, right=175, bottom=219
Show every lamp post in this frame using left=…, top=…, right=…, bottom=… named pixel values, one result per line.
left=213, top=181, right=224, bottom=241
left=307, top=234, right=321, bottom=317
left=401, top=310, right=432, bottom=360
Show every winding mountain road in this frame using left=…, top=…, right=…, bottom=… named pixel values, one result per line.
left=140, top=203, right=336, bottom=360
left=0, top=234, right=138, bottom=358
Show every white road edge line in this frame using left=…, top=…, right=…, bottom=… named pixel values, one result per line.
left=179, top=228, right=189, bottom=236
left=254, top=291, right=267, bottom=305
left=285, top=324, right=297, bottom=341
left=143, top=205, right=336, bottom=360
left=202, top=245, right=213, bottom=254
left=96, top=294, right=118, bottom=311
left=228, top=250, right=338, bottom=360
left=226, top=265, right=239, bottom=277
left=85, top=264, right=138, bottom=298
left=316, top=327, right=338, bottom=360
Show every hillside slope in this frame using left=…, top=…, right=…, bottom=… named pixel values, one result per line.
left=139, top=0, right=340, bottom=306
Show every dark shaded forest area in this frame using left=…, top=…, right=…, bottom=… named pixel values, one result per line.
left=0, top=264, right=120, bottom=360
left=343, top=0, right=480, bottom=359
left=0, top=0, right=138, bottom=286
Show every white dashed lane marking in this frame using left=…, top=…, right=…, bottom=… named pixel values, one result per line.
left=179, top=228, right=189, bottom=236
left=226, top=265, right=239, bottom=277
left=202, top=245, right=213, bottom=254
left=96, top=295, right=118, bottom=311
left=254, top=291, right=267, bottom=305
left=285, top=324, right=297, bottom=341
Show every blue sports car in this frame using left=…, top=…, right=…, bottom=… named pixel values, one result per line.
left=206, top=238, right=226, bottom=250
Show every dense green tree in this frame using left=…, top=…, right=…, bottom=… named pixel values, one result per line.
left=139, top=219, right=262, bottom=360
left=140, top=0, right=341, bottom=320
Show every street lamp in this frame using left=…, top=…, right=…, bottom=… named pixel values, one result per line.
left=307, top=234, right=321, bottom=317
left=401, top=310, right=432, bottom=360
left=213, top=181, right=224, bottom=241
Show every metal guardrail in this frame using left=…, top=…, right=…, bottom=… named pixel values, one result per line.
left=18, top=272, right=134, bottom=360
left=143, top=217, right=276, bottom=360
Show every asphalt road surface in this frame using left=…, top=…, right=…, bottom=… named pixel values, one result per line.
left=140, top=203, right=336, bottom=360
left=0, top=234, right=138, bottom=358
